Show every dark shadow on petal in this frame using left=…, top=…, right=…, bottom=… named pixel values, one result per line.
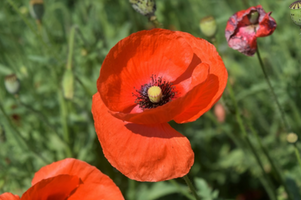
left=172, top=53, right=202, bottom=85
left=124, top=123, right=185, bottom=139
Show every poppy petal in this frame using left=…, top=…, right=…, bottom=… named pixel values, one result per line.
left=32, top=158, right=124, bottom=200
left=98, top=28, right=195, bottom=113
left=0, top=193, right=20, bottom=200
left=110, top=62, right=210, bottom=124
left=173, top=32, right=228, bottom=123
left=256, top=11, right=277, bottom=37
left=92, top=92, right=194, bottom=182
left=21, top=175, right=80, bottom=200
left=173, top=75, right=219, bottom=123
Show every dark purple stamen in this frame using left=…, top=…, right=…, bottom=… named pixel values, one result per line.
left=133, top=75, right=176, bottom=109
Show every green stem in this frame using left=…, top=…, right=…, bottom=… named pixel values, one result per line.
left=6, top=0, right=56, bottom=59
left=67, top=26, right=77, bottom=70
left=183, top=175, right=200, bottom=200
left=256, top=48, right=289, bottom=132
left=6, top=0, right=37, bottom=38
left=17, top=98, right=59, bottom=136
left=294, top=144, right=301, bottom=170
left=169, top=179, right=194, bottom=200
left=227, top=83, right=277, bottom=200
left=75, top=75, right=94, bottom=97
left=58, top=90, right=72, bottom=158
left=75, top=26, right=89, bottom=48
left=247, top=120, right=294, bottom=200
left=0, top=103, right=49, bottom=164
left=149, top=15, right=162, bottom=28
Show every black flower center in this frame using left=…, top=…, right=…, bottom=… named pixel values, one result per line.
left=133, top=75, right=176, bottom=110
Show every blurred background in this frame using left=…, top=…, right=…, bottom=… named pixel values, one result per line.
left=0, top=0, right=301, bottom=199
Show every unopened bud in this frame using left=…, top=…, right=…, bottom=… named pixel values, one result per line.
left=30, top=0, right=44, bottom=22
left=214, top=103, right=226, bottom=123
left=199, top=16, right=217, bottom=38
left=62, top=69, right=74, bottom=100
left=4, top=74, right=20, bottom=94
left=289, top=1, right=301, bottom=26
left=287, top=132, right=298, bottom=143
left=19, top=6, right=28, bottom=15
left=129, top=0, right=156, bottom=17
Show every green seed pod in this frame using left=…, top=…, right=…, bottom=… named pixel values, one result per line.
left=248, top=11, right=259, bottom=24
left=62, top=68, right=74, bottom=100
left=289, top=1, right=301, bottom=26
left=199, top=16, right=217, bottom=38
left=4, top=74, right=20, bottom=94
left=30, top=0, right=44, bottom=22
left=129, top=0, right=156, bottom=17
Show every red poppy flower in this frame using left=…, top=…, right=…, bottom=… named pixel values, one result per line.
left=0, top=193, right=20, bottom=200
left=92, top=28, right=228, bottom=182
left=0, top=158, right=124, bottom=200
left=225, top=5, right=276, bottom=56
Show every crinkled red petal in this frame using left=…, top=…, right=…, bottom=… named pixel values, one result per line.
left=225, top=5, right=260, bottom=42
left=92, top=93, right=194, bottom=182
left=32, top=158, right=124, bottom=200
left=21, top=175, right=80, bottom=200
left=0, top=193, right=20, bottom=200
left=98, top=28, right=195, bottom=113
left=225, top=5, right=276, bottom=56
left=256, top=11, right=276, bottom=37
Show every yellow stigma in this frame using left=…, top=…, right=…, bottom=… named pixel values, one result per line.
left=148, top=86, right=162, bottom=103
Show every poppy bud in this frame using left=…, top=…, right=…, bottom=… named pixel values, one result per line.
left=199, top=16, right=217, bottom=38
left=214, top=103, right=226, bottom=123
left=19, top=6, right=28, bottom=15
left=4, top=74, right=20, bottom=95
left=129, top=0, right=156, bottom=17
left=289, top=1, right=301, bottom=26
left=287, top=132, right=298, bottom=143
left=62, top=68, right=74, bottom=100
left=29, top=0, right=44, bottom=22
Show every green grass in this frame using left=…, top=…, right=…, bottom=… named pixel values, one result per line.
left=1, top=0, right=301, bottom=199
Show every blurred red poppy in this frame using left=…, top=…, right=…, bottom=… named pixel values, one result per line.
left=225, top=5, right=276, bottom=56
left=92, top=28, right=228, bottom=182
left=0, top=158, right=124, bottom=200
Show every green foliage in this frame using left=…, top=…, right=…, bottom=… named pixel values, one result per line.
left=1, top=0, right=301, bottom=199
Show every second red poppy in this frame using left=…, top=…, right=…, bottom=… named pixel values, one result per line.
left=225, top=5, right=277, bottom=56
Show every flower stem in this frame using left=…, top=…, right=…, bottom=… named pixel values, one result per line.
left=227, top=83, right=277, bottom=200
left=149, top=15, right=162, bottom=28
left=246, top=120, right=294, bottom=200
left=0, top=103, right=50, bottom=164
left=294, top=143, right=301, bottom=170
left=183, top=175, right=201, bottom=200
left=67, top=26, right=77, bottom=70
left=169, top=179, right=194, bottom=200
left=256, top=48, right=290, bottom=132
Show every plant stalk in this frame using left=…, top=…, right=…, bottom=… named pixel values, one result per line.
left=256, top=48, right=290, bottom=132
left=183, top=175, right=201, bottom=200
